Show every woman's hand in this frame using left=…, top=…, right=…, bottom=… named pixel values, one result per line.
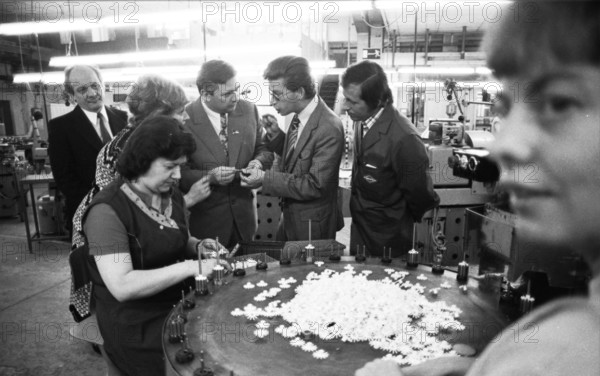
left=198, top=238, right=228, bottom=258
left=184, top=175, right=211, bottom=208
left=185, top=258, right=231, bottom=278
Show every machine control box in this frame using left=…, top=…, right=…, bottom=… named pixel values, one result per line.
left=449, top=148, right=499, bottom=183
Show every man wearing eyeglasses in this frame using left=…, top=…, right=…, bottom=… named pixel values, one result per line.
left=241, top=56, right=345, bottom=241
left=48, top=65, right=127, bottom=234
left=181, top=60, right=273, bottom=249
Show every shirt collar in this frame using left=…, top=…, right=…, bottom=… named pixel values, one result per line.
left=296, top=97, right=319, bottom=128
left=80, top=106, right=107, bottom=124
left=201, top=100, right=225, bottom=133
left=202, top=100, right=222, bottom=118
left=362, top=107, right=385, bottom=131
left=125, top=180, right=172, bottom=213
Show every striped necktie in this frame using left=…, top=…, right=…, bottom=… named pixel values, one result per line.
left=97, top=113, right=111, bottom=144
left=286, top=115, right=300, bottom=161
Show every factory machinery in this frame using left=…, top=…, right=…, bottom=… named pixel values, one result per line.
left=0, top=137, right=36, bottom=218
left=416, top=79, right=589, bottom=313
left=415, top=79, right=498, bottom=267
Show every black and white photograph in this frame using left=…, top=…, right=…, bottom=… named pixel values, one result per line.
left=0, top=1, right=598, bottom=375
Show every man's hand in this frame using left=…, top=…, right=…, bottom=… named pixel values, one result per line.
left=240, top=168, right=265, bottom=188
left=209, top=166, right=236, bottom=185
left=247, top=159, right=263, bottom=170
left=184, top=175, right=211, bottom=208
left=197, top=238, right=228, bottom=258
left=261, top=114, right=281, bottom=139
left=355, top=359, right=404, bottom=376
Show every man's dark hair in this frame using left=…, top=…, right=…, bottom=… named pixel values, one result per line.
left=117, top=116, right=196, bottom=180
left=263, top=56, right=316, bottom=99
left=341, top=60, right=393, bottom=111
left=196, top=60, right=236, bottom=95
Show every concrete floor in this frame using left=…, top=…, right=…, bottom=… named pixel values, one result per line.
left=0, top=186, right=353, bottom=376
left=0, top=186, right=106, bottom=376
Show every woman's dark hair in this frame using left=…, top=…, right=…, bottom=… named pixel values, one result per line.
left=263, top=56, right=316, bottom=99
left=484, top=1, right=600, bottom=79
left=341, top=60, right=393, bottom=111
left=117, top=116, right=196, bottom=180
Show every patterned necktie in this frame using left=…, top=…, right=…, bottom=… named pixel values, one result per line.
left=361, top=121, right=369, bottom=138
left=286, top=115, right=300, bottom=161
left=219, top=113, right=229, bottom=157
left=97, top=113, right=111, bottom=144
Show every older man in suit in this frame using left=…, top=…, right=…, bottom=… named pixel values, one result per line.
left=341, top=60, right=439, bottom=258
left=48, top=65, right=127, bottom=232
left=180, top=60, right=273, bottom=248
left=241, top=56, right=345, bottom=241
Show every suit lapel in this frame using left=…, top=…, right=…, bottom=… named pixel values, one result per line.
left=186, top=100, right=228, bottom=164
left=286, top=99, right=324, bottom=172
left=361, top=105, right=393, bottom=153
left=105, top=107, right=126, bottom=134
left=72, top=105, right=103, bottom=150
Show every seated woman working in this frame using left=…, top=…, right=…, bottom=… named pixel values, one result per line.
left=82, top=116, right=224, bottom=376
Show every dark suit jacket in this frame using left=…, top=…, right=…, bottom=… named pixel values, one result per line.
left=262, top=98, right=345, bottom=241
left=349, top=104, right=439, bottom=256
left=180, top=99, right=273, bottom=247
left=48, top=105, right=127, bottom=224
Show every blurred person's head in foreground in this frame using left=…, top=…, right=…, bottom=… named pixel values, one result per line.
left=486, top=1, right=600, bottom=274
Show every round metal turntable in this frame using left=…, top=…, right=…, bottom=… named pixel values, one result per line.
left=164, top=259, right=507, bottom=376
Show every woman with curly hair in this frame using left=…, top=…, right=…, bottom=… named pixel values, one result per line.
left=69, top=74, right=211, bottom=322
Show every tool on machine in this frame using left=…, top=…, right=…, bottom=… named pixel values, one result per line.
left=328, top=244, right=342, bottom=262
left=519, top=280, right=535, bottom=315
left=407, top=224, right=419, bottom=268
left=168, top=315, right=185, bottom=344
left=181, top=289, right=195, bottom=310
left=355, top=245, right=367, bottom=263
left=213, top=264, right=225, bottom=285
left=430, top=207, right=446, bottom=275
left=381, top=247, right=392, bottom=264
left=233, top=258, right=247, bottom=276
left=195, top=274, right=209, bottom=296
left=255, top=252, right=268, bottom=270
left=228, top=243, right=241, bottom=258
left=457, top=257, right=469, bottom=283
left=438, top=79, right=499, bottom=183
left=175, top=334, right=194, bottom=364
left=280, top=247, right=292, bottom=265
left=194, top=351, right=215, bottom=376
left=302, top=219, right=315, bottom=263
